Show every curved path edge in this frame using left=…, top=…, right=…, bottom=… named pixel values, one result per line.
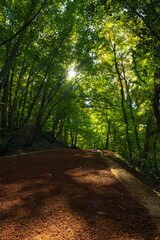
left=99, top=150, right=160, bottom=235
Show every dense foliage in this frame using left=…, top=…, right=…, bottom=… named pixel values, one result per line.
left=0, top=0, right=160, bottom=177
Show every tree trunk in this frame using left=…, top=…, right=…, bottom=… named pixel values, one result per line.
left=70, top=130, right=74, bottom=147
left=1, top=71, right=9, bottom=130
left=105, top=120, right=111, bottom=150
left=121, top=56, right=141, bottom=155
left=153, top=45, right=160, bottom=133
left=142, top=116, right=153, bottom=168
left=8, top=70, right=14, bottom=130
left=113, top=127, right=116, bottom=152
left=153, top=133, right=159, bottom=176
left=56, top=119, right=65, bottom=140
left=114, top=45, right=132, bottom=163
left=74, top=133, right=78, bottom=148
left=153, top=80, right=160, bottom=133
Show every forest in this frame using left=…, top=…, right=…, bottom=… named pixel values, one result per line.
left=0, top=0, right=160, bottom=178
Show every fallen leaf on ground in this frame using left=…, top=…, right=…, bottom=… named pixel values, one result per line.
left=97, top=211, right=108, bottom=215
left=118, top=206, right=125, bottom=210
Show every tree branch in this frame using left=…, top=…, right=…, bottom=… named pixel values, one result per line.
left=0, top=0, right=46, bottom=48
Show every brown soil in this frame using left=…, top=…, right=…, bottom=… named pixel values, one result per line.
left=0, top=149, right=159, bottom=240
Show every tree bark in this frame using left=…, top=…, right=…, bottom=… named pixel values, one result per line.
left=114, top=45, right=132, bottom=162
left=153, top=133, right=159, bottom=175
left=74, top=133, right=78, bottom=148
left=1, top=71, right=9, bottom=129
left=153, top=80, right=160, bottom=133
left=105, top=120, right=111, bottom=150
left=121, top=56, right=141, bottom=154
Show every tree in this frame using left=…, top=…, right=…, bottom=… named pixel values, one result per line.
left=0, top=0, right=159, bottom=176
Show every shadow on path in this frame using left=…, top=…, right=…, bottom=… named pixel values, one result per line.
left=0, top=149, right=159, bottom=239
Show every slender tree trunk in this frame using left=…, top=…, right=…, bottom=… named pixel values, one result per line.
left=153, top=79, right=160, bottom=133
left=153, top=45, right=160, bottom=133
left=21, top=30, right=70, bottom=129
left=1, top=71, right=9, bottom=129
left=56, top=119, right=65, bottom=140
left=153, top=133, right=159, bottom=175
left=105, top=120, right=111, bottom=150
left=0, top=0, right=46, bottom=48
left=131, top=50, right=146, bottom=84
left=0, top=0, right=41, bottom=92
left=25, top=91, right=47, bottom=145
left=70, top=130, right=74, bottom=147
left=26, top=76, right=84, bottom=145
left=114, top=45, right=132, bottom=163
left=9, top=53, right=27, bottom=130
left=8, top=70, right=14, bottom=130
left=74, top=133, right=77, bottom=148
left=0, top=35, right=23, bottom=92
left=142, top=116, right=153, bottom=168
left=52, top=116, right=61, bottom=138
left=121, top=56, right=141, bottom=154
left=113, top=127, right=116, bottom=152
left=64, top=129, right=67, bottom=146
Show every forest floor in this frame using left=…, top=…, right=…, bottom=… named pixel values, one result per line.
left=0, top=149, right=160, bottom=240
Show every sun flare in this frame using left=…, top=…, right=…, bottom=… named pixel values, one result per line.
left=68, top=68, right=76, bottom=78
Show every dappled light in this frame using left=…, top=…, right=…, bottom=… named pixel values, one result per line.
left=0, top=0, right=160, bottom=239
left=0, top=150, right=158, bottom=239
left=0, top=0, right=160, bottom=178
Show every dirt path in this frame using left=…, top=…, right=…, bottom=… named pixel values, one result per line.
left=0, top=149, right=159, bottom=239
left=101, top=150, right=160, bottom=234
